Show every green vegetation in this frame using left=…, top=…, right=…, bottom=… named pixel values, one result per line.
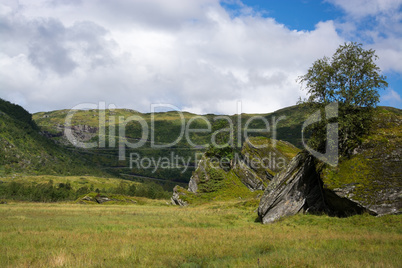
left=0, top=99, right=37, bottom=128
left=321, top=107, right=402, bottom=208
left=32, top=105, right=313, bottom=188
left=175, top=137, right=303, bottom=205
left=0, top=99, right=107, bottom=177
left=241, top=136, right=300, bottom=177
left=299, top=42, right=388, bottom=156
left=0, top=175, right=171, bottom=202
left=0, top=202, right=400, bottom=267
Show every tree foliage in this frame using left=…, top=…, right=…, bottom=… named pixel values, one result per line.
left=298, top=42, right=388, bottom=107
left=298, top=42, right=388, bottom=156
left=0, top=180, right=170, bottom=202
left=0, top=98, right=37, bottom=129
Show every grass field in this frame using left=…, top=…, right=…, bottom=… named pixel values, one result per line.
left=0, top=201, right=401, bottom=267
left=0, top=175, right=139, bottom=192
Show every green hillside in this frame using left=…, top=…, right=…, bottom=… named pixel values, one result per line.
left=32, top=105, right=311, bottom=187
left=321, top=107, right=402, bottom=213
left=0, top=99, right=105, bottom=177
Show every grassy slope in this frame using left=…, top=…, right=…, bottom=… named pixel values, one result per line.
left=241, top=136, right=301, bottom=177
left=33, top=105, right=310, bottom=147
left=0, top=103, right=106, bottom=177
left=0, top=202, right=400, bottom=267
left=32, top=105, right=311, bottom=186
left=176, top=137, right=300, bottom=205
left=177, top=165, right=264, bottom=205
left=321, top=107, right=402, bottom=209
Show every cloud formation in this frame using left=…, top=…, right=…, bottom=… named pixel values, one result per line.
left=0, top=0, right=400, bottom=113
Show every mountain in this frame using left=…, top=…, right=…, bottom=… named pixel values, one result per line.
left=32, top=105, right=311, bottom=188
left=1, top=97, right=400, bottom=214
left=0, top=98, right=105, bottom=177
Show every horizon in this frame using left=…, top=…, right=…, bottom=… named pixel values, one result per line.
left=30, top=102, right=401, bottom=117
left=1, top=0, right=401, bottom=114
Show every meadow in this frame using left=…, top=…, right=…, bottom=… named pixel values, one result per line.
left=0, top=201, right=400, bottom=267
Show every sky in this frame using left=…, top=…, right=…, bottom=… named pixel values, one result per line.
left=1, top=0, right=401, bottom=114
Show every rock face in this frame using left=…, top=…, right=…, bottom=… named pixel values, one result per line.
left=232, top=159, right=266, bottom=191
left=258, top=152, right=373, bottom=224
left=187, top=157, right=207, bottom=194
left=258, top=108, right=402, bottom=223
left=95, top=195, right=112, bottom=204
left=258, top=152, right=327, bottom=224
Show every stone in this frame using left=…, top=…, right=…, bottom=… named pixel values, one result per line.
left=95, top=195, right=111, bottom=204
left=258, top=152, right=328, bottom=224
left=82, top=195, right=93, bottom=201
left=232, top=159, right=266, bottom=191
left=171, top=186, right=188, bottom=206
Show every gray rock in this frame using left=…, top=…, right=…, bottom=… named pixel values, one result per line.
left=171, top=186, right=188, bottom=206
left=258, top=152, right=327, bottom=224
left=257, top=150, right=396, bottom=224
left=232, top=159, right=266, bottom=191
left=95, top=196, right=111, bottom=204
left=82, top=195, right=93, bottom=201
left=188, top=158, right=206, bottom=193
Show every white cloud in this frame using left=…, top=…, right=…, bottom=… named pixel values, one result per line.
left=328, top=0, right=402, bottom=74
left=10, top=0, right=402, bottom=115
left=327, top=0, right=402, bottom=17
left=382, top=88, right=402, bottom=104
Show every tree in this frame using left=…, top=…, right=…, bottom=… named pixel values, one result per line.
left=298, top=42, right=388, bottom=156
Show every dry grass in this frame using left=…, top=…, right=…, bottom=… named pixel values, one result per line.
left=0, top=201, right=401, bottom=267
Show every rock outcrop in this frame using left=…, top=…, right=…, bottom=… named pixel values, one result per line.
left=172, top=137, right=300, bottom=206
left=258, top=152, right=327, bottom=224
left=241, top=137, right=300, bottom=180
left=258, top=152, right=373, bottom=224
left=321, top=108, right=402, bottom=216
left=171, top=186, right=188, bottom=206
left=232, top=159, right=266, bottom=191
left=259, top=108, right=401, bottom=223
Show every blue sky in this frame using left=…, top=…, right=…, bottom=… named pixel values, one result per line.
left=227, top=0, right=344, bottom=31
left=0, top=0, right=401, bottom=113
left=236, top=0, right=402, bottom=108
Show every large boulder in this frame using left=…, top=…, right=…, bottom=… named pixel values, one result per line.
left=258, top=152, right=371, bottom=224
left=258, top=108, right=402, bottom=223
left=258, top=152, right=326, bottom=224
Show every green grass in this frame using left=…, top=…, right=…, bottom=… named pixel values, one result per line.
left=0, top=202, right=400, bottom=267
left=321, top=107, right=402, bottom=207
left=0, top=175, right=138, bottom=192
